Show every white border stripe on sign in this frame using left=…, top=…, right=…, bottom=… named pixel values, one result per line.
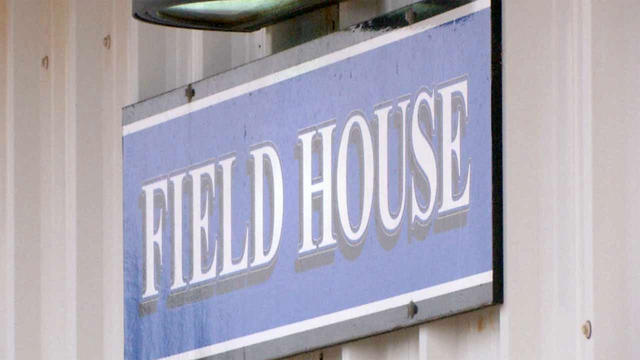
left=160, top=271, right=493, bottom=360
left=122, top=0, right=491, bottom=137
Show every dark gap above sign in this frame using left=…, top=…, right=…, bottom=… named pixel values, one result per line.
left=132, top=0, right=474, bottom=32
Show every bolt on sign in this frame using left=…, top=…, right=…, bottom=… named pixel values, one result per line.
left=122, top=1, right=502, bottom=359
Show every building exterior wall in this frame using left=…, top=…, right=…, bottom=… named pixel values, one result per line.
left=1, top=0, right=639, bottom=359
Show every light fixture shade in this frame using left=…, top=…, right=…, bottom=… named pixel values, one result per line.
left=133, top=0, right=343, bottom=32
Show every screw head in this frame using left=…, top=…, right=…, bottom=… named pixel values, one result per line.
left=185, top=84, right=195, bottom=102
left=103, top=35, right=111, bottom=49
left=407, top=301, right=418, bottom=319
left=581, top=320, right=592, bottom=339
left=41, top=56, right=49, bottom=69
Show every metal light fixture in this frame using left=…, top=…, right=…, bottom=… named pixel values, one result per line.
left=133, top=0, right=344, bottom=32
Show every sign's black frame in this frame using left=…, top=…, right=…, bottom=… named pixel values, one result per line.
left=491, top=0, right=504, bottom=306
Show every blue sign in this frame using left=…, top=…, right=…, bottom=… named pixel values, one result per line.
left=123, top=2, right=501, bottom=359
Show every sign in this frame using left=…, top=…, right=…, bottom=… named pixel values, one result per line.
left=123, top=1, right=502, bottom=359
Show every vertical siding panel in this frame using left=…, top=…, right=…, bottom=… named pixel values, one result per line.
left=174, top=29, right=193, bottom=87
left=0, top=0, right=16, bottom=358
left=419, top=309, right=499, bottom=360
left=39, top=0, right=57, bottom=357
left=138, top=25, right=263, bottom=100
left=574, top=2, right=594, bottom=359
left=74, top=0, right=106, bottom=357
left=102, top=0, right=131, bottom=356
left=137, top=22, right=167, bottom=100
left=205, top=30, right=269, bottom=83
left=102, top=0, right=124, bottom=357
left=229, top=32, right=262, bottom=69
left=501, top=0, right=593, bottom=359
left=592, top=0, right=640, bottom=358
left=65, top=0, right=79, bottom=357
left=127, top=1, right=139, bottom=104
left=341, top=328, right=418, bottom=360
left=164, top=28, right=178, bottom=89
left=202, top=32, right=234, bottom=78
left=48, top=0, right=75, bottom=357
left=501, top=0, right=558, bottom=357
left=12, top=0, right=45, bottom=358
left=190, top=30, right=204, bottom=82
left=169, top=28, right=203, bottom=89
left=37, top=0, right=82, bottom=357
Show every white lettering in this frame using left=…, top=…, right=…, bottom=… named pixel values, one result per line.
left=142, top=179, right=167, bottom=299
left=376, top=100, right=409, bottom=234
left=336, top=113, right=375, bottom=244
left=439, top=79, right=471, bottom=213
left=410, top=89, right=439, bottom=224
left=298, top=123, right=337, bottom=254
left=219, top=155, right=250, bottom=277
left=169, top=173, right=187, bottom=290
left=249, top=144, right=284, bottom=268
left=190, top=163, right=217, bottom=284
left=136, top=78, right=474, bottom=303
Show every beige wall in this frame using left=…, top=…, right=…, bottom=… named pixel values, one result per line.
left=2, top=0, right=640, bottom=359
